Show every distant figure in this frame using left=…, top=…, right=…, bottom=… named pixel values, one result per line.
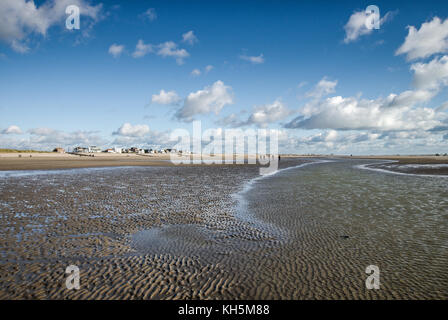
left=278, top=155, right=281, bottom=161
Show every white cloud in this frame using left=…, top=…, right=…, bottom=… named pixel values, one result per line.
left=396, top=17, right=448, bottom=60
left=1, top=125, right=22, bottom=134
left=0, top=0, right=102, bottom=52
left=281, top=128, right=448, bottom=155
left=344, top=9, right=394, bottom=43
left=132, top=39, right=153, bottom=58
left=151, top=90, right=181, bottom=105
left=191, top=69, right=201, bottom=77
left=142, top=8, right=157, bottom=21
left=246, top=100, right=294, bottom=127
left=285, top=92, right=442, bottom=131
left=22, top=127, right=104, bottom=150
left=240, top=54, right=264, bottom=64
left=108, top=43, right=125, bottom=58
left=175, top=81, right=234, bottom=121
left=182, top=30, right=198, bottom=45
left=411, top=55, right=448, bottom=90
left=113, top=123, right=150, bottom=137
left=133, top=40, right=189, bottom=64
left=217, top=100, right=294, bottom=128
left=111, top=129, right=171, bottom=148
left=205, top=65, right=214, bottom=73
left=306, top=77, right=338, bottom=98
left=157, top=41, right=189, bottom=64
left=285, top=54, right=448, bottom=132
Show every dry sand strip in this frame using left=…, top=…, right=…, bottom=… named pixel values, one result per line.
left=0, top=157, right=172, bottom=171
left=0, top=152, right=281, bottom=171
left=0, top=153, right=228, bottom=171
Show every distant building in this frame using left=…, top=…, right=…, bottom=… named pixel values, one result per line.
left=53, top=147, right=65, bottom=153
left=74, top=146, right=88, bottom=153
left=104, top=148, right=114, bottom=153
left=114, top=147, right=122, bottom=154
left=88, top=146, right=102, bottom=153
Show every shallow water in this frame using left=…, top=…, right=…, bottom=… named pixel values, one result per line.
left=240, top=159, right=448, bottom=299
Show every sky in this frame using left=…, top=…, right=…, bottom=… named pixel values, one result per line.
left=0, top=0, right=448, bottom=155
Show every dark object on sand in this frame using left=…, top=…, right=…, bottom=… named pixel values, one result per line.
left=340, top=235, right=349, bottom=239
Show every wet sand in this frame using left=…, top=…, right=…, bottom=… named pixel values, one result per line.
left=0, top=158, right=447, bottom=299
left=0, top=162, right=282, bottom=299
left=340, top=155, right=448, bottom=176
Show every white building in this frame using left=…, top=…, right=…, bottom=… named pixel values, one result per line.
left=88, top=146, right=102, bottom=153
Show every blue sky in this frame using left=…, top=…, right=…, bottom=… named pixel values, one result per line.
left=0, top=0, right=448, bottom=154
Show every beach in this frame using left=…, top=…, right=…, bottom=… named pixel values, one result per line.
left=0, top=156, right=447, bottom=299
left=0, top=152, right=176, bottom=171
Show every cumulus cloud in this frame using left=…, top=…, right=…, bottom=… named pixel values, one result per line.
left=1, top=125, right=22, bottom=134
left=182, top=30, right=198, bottom=45
left=132, top=40, right=189, bottom=64
left=285, top=91, right=442, bottom=131
left=0, top=0, right=103, bottom=52
left=142, top=8, right=157, bottom=21
left=306, top=77, right=338, bottom=98
left=151, top=90, right=181, bottom=105
left=175, top=81, right=234, bottom=121
left=205, top=65, right=214, bottom=73
left=411, top=55, right=448, bottom=90
left=246, top=100, right=294, bottom=127
left=239, top=54, right=264, bottom=64
left=285, top=53, right=448, bottom=132
left=108, top=43, right=125, bottom=58
left=24, top=127, right=104, bottom=150
left=396, top=17, right=448, bottom=60
left=132, top=39, right=152, bottom=58
left=113, top=123, right=150, bottom=137
left=111, top=129, right=171, bottom=148
left=217, top=100, right=294, bottom=128
left=280, top=128, right=448, bottom=155
left=344, top=9, right=394, bottom=43
left=157, top=41, right=189, bottom=64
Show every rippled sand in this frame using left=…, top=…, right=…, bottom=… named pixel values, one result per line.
left=0, top=159, right=447, bottom=299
